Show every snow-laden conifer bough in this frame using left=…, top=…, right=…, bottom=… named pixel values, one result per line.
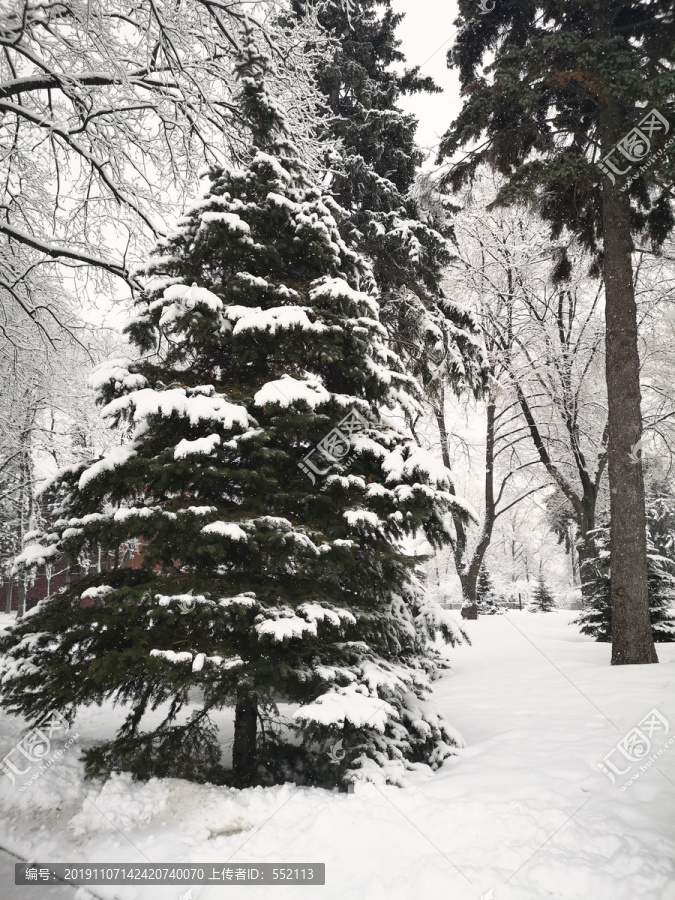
left=0, top=23, right=475, bottom=791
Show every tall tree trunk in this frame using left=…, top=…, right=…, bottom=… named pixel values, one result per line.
left=576, top=497, right=598, bottom=605
left=569, top=525, right=579, bottom=585
left=600, top=113, right=657, bottom=665
left=232, top=694, right=257, bottom=784
left=577, top=536, right=598, bottom=605
left=460, top=396, right=497, bottom=604
left=434, top=385, right=467, bottom=566
left=5, top=579, right=12, bottom=614
left=17, top=579, right=26, bottom=618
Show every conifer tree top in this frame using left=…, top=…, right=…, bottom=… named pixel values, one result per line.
left=234, top=26, right=304, bottom=173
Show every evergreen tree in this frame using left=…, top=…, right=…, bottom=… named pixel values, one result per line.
left=646, top=496, right=675, bottom=642
left=293, top=0, right=487, bottom=579
left=0, top=29, right=471, bottom=789
left=475, top=563, right=500, bottom=615
left=292, top=0, right=486, bottom=397
left=573, top=527, right=610, bottom=639
left=528, top=575, right=557, bottom=613
left=576, top=503, right=675, bottom=642
left=440, top=0, right=675, bottom=665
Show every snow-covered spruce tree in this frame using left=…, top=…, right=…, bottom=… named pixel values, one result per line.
left=528, top=575, right=556, bottom=613
left=575, top=508, right=675, bottom=643
left=475, top=564, right=500, bottom=615
left=293, top=0, right=486, bottom=595
left=0, top=29, right=471, bottom=789
left=292, top=0, right=486, bottom=398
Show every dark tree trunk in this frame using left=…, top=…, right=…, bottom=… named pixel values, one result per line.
left=577, top=534, right=598, bottom=605
left=434, top=387, right=467, bottom=566
left=600, top=115, right=657, bottom=665
left=576, top=496, right=598, bottom=605
left=232, top=694, right=258, bottom=784
left=569, top=525, right=579, bottom=585
left=17, top=580, right=26, bottom=619
left=460, top=397, right=497, bottom=604
left=460, top=567, right=480, bottom=608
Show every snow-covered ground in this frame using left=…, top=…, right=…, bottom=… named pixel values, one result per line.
left=1, top=611, right=674, bottom=900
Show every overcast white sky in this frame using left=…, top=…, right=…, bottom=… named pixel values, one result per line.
left=392, top=0, right=463, bottom=166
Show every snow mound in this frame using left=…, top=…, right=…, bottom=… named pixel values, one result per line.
left=69, top=773, right=169, bottom=836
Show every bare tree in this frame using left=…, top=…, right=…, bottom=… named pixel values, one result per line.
left=445, top=188, right=609, bottom=603
left=0, top=363, right=41, bottom=603
left=632, top=244, right=675, bottom=477
left=0, top=1, right=325, bottom=320
left=0, top=291, right=121, bottom=612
